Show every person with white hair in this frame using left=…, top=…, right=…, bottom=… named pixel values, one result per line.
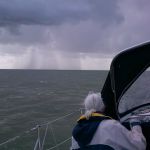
left=71, top=92, right=146, bottom=150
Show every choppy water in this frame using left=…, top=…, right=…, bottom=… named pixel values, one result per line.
left=0, top=70, right=108, bottom=150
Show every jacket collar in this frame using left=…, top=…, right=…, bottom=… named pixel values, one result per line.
left=78, top=112, right=112, bottom=122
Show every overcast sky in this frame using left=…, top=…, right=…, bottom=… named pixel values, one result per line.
left=0, top=0, right=150, bottom=70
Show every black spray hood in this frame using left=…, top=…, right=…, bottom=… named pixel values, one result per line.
left=101, top=42, right=150, bottom=119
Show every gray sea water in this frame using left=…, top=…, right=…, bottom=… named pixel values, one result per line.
left=0, top=70, right=150, bottom=150
left=0, top=70, right=108, bottom=150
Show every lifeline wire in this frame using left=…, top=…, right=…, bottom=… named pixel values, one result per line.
left=46, top=137, right=72, bottom=150
left=0, top=109, right=81, bottom=148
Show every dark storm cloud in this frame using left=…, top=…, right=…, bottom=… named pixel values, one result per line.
left=51, top=0, right=150, bottom=55
left=0, top=0, right=150, bottom=69
left=0, top=0, right=124, bottom=54
left=0, top=0, right=123, bottom=27
left=0, top=25, right=51, bottom=45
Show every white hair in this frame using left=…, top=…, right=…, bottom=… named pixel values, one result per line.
left=84, top=92, right=105, bottom=119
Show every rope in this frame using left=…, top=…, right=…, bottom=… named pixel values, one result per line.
left=39, top=110, right=80, bottom=127
left=34, top=138, right=40, bottom=150
left=0, top=124, right=39, bottom=147
left=38, top=126, right=42, bottom=150
left=41, top=124, right=49, bottom=150
left=0, top=109, right=80, bottom=148
left=49, top=124, right=59, bottom=150
left=46, top=137, right=72, bottom=150
left=0, top=136, right=20, bottom=147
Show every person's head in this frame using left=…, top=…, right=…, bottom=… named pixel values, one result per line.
left=84, top=91, right=105, bottom=118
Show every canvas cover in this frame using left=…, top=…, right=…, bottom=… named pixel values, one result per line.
left=101, top=42, right=150, bottom=119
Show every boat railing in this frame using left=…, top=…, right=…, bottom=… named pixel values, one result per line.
left=0, top=109, right=83, bottom=150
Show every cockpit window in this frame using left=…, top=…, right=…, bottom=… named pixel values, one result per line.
left=118, top=68, right=150, bottom=113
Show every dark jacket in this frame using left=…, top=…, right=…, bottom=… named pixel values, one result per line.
left=72, top=113, right=111, bottom=148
